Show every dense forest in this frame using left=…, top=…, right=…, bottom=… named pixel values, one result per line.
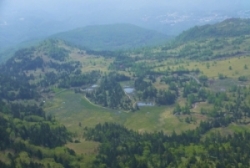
left=84, top=122, right=250, bottom=168
left=0, top=99, right=85, bottom=167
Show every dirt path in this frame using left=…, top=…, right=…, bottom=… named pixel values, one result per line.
left=84, top=95, right=108, bottom=109
left=84, top=95, right=130, bottom=113
left=184, top=74, right=200, bottom=84
left=124, top=92, right=136, bottom=105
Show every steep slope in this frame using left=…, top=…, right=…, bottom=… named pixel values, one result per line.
left=176, top=18, right=250, bottom=42
left=147, top=18, right=250, bottom=60
left=51, top=24, right=170, bottom=50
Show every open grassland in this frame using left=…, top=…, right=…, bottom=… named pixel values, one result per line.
left=204, top=123, right=250, bottom=138
left=44, top=91, right=202, bottom=135
left=44, top=91, right=122, bottom=132
left=125, top=105, right=204, bottom=134
left=79, top=56, right=113, bottom=73
left=154, top=55, right=250, bottom=79
left=190, top=56, right=250, bottom=78
left=66, top=141, right=99, bottom=155
left=153, top=77, right=169, bottom=90
left=192, top=102, right=214, bottom=113
left=67, top=47, right=114, bottom=73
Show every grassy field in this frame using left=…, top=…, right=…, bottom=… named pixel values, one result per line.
left=66, top=141, right=99, bottom=155
left=204, top=123, right=250, bottom=138
left=155, top=55, right=250, bottom=79
left=44, top=90, right=202, bottom=133
left=44, top=91, right=121, bottom=132
left=68, top=47, right=113, bottom=73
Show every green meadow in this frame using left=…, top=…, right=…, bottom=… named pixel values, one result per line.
left=155, top=55, right=250, bottom=79
left=44, top=91, right=200, bottom=135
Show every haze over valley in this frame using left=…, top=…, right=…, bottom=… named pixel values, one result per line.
left=1, top=0, right=250, bottom=51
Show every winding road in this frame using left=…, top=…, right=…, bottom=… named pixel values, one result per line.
left=184, top=74, right=200, bottom=84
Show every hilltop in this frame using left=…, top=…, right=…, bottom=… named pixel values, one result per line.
left=176, top=18, right=250, bottom=42
left=0, top=23, right=170, bottom=64
left=142, top=18, right=250, bottom=61
left=51, top=23, right=170, bottom=51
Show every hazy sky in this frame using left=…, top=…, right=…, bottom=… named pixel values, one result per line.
left=0, top=0, right=250, bottom=49
left=2, top=0, right=250, bottom=21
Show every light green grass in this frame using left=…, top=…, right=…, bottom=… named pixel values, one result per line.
left=66, top=141, right=99, bottom=155
left=192, top=102, right=213, bottom=113
left=204, top=123, right=250, bottom=138
left=228, top=123, right=250, bottom=132
left=155, top=56, right=250, bottom=79
left=126, top=105, right=198, bottom=134
left=44, top=91, right=198, bottom=134
left=66, top=46, right=114, bottom=73
left=44, top=91, right=126, bottom=133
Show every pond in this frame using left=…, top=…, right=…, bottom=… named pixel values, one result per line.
left=137, top=102, right=154, bottom=107
left=91, top=84, right=99, bottom=88
left=123, top=87, right=135, bottom=94
left=83, top=84, right=98, bottom=92
left=83, top=88, right=93, bottom=92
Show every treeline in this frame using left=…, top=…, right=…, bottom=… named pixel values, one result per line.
left=84, top=120, right=250, bottom=168
left=160, top=37, right=248, bottom=61
left=58, top=70, right=101, bottom=88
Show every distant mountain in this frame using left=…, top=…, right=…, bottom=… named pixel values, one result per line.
left=51, top=24, right=170, bottom=51
left=176, top=18, right=250, bottom=42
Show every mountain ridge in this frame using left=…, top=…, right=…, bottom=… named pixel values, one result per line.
left=51, top=23, right=171, bottom=51
left=176, top=18, right=250, bottom=42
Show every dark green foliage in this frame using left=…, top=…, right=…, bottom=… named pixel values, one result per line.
left=84, top=119, right=250, bottom=167
left=108, top=71, right=130, bottom=82
left=134, top=77, right=157, bottom=100
left=0, top=73, right=39, bottom=100
left=156, top=90, right=177, bottom=105
left=28, top=122, right=69, bottom=148
left=183, top=80, right=199, bottom=97
left=109, top=53, right=136, bottom=71
left=218, top=73, right=227, bottom=79
left=134, top=77, right=152, bottom=91
left=0, top=100, right=78, bottom=167
left=198, top=75, right=208, bottom=84
left=0, top=115, right=9, bottom=150
left=238, top=75, right=248, bottom=81
left=59, top=70, right=101, bottom=88
left=87, top=73, right=133, bottom=110
left=47, top=46, right=69, bottom=61
left=5, top=47, right=44, bottom=72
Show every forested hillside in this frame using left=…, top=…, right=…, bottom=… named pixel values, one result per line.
left=0, top=39, right=99, bottom=167
left=84, top=122, right=250, bottom=167
left=176, top=18, right=250, bottom=42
